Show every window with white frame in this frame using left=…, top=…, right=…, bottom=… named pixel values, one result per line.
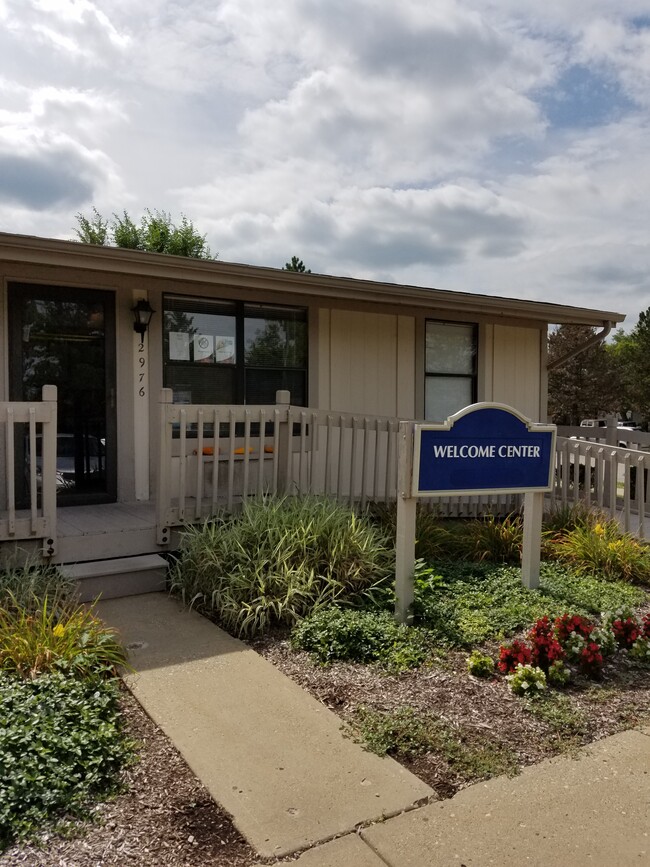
left=425, top=320, right=477, bottom=421
left=163, top=295, right=308, bottom=406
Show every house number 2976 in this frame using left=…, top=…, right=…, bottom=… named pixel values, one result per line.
left=138, top=342, right=146, bottom=397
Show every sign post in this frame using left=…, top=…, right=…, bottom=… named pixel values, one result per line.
left=395, top=403, right=556, bottom=623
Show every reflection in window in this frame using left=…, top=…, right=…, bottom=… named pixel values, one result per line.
left=163, top=295, right=307, bottom=405
left=425, top=321, right=477, bottom=421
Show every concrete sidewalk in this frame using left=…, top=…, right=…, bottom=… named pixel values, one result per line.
left=100, top=594, right=650, bottom=867
left=98, top=594, right=432, bottom=859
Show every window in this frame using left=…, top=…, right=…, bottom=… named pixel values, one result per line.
left=425, top=320, right=477, bottom=421
left=163, top=295, right=307, bottom=405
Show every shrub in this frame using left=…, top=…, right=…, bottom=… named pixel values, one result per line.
left=413, top=562, right=643, bottom=648
left=547, top=660, right=571, bottom=686
left=0, top=673, right=134, bottom=849
left=554, top=613, right=594, bottom=643
left=542, top=503, right=600, bottom=536
left=610, top=617, right=642, bottom=648
left=290, top=608, right=431, bottom=670
left=506, top=664, right=547, bottom=697
left=0, top=560, right=75, bottom=614
left=578, top=641, right=604, bottom=677
left=629, top=637, right=650, bottom=663
left=170, top=496, right=395, bottom=637
left=498, top=639, right=532, bottom=674
left=463, top=513, right=523, bottom=563
left=466, top=650, right=495, bottom=678
left=549, top=521, right=650, bottom=584
left=0, top=596, right=128, bottom=679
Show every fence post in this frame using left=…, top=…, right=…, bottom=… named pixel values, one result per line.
left=40, top=385, right=57, bottom=557
left=276, top=390, right=292, bottom=494
left=395, top=421, right=416, bottom=624
left=603, top=414, right=618, bottom=509
left=156, top=388, right=173, bottom=544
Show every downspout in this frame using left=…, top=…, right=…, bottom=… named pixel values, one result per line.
left=546, top=320, right=614, bottom=372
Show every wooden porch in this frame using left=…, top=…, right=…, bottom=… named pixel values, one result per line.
left=2, top=391, right=650, bottom=578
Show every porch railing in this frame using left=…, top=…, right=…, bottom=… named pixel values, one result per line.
left=155, top=390, right=520, bottom=541
left=551, top=435, right=650, bottom=537
left=0, top=385, right=58, bottom=555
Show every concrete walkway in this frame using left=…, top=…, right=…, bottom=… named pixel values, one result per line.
left=99, top=594, right=650, bottom=867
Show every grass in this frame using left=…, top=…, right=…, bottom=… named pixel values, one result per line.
left=0, top=559, right=75, bottom=614
left=351, top=706, right=518, bottom=780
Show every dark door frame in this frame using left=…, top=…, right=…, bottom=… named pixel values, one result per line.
left=8, top=282, right=118, bottom=506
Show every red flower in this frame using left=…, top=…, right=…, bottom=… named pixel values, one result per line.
left=528, top=617, right=565, bottom=672
left=579, top=641, right=604, bottom=676
left=498, top=640, right=532, bottom=674
left=612, top=618, right=641, bottom=648
left=555, top=613, right=594, bottom=643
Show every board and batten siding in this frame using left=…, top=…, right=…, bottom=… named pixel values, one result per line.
left=318, top=308, right=416, bottom=418
left=485, top=324, right=544, bottom=422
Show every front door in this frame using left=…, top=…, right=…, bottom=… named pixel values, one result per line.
left=9, top=283, right=117, bottom=505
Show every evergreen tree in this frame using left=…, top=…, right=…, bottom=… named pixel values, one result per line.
left=547, top=325, right=621, bottom=424
left=283, top=256, right=311, bottom=273
left=609, top=309, right=650, bottom=422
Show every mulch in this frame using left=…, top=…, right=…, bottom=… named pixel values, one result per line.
left=3, top=630, right=648, bottom=865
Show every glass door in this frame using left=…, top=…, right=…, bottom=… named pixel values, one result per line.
left=9, top=283, right=117, bottom=505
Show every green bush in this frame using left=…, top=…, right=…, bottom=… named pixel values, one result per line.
left=170, top=496, right=395, bottom=637
left=462, top=513, right=523, bottom=563
left=0, top=596, right=128, bottom=679
left=0, top=673, right=134, bottom=850
left=549, top=520, right=650, bottom=584
left=466, top=650, right=495, bottom=677
left=414, top=562, right=645, bottom=647
left=291, top=608, right=431, bottom=670
left=0, top=560, right=75, bottom=614
left=506, top=663, right=547, bottom=697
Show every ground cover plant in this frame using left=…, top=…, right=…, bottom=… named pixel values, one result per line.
left=170, top=495, right=395, bottom=636
left=0, top=563, right=134, bottom=851
left=0, top=674, right=133, bottom=849
left=250, top=503, right=650, bottom=800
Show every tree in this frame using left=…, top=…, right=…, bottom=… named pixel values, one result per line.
left=547, top=325, right=622, bottom=424
left=283, top=256, right=311, bottom=273
left=609, top=309, right=650, bottom=423
left=74, top=208, right=216, bottom=260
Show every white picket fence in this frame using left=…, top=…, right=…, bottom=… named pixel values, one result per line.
left=551, top=434, right=650, bottom=537
left=155, top=389, right=522, bottom=540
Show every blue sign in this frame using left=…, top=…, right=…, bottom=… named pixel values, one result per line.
left=413, top=404, right=555, bottom=496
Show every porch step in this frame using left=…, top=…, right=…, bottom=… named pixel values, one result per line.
left=62, top=554, right=168, bottom=603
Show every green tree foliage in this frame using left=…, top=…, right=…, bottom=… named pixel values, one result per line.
left=74, top=208, right=215, bottom=260
left=283, top=255, right=311, bottom=273
left=547, top=325, right=621, bottom=424
left=609, top=309, right=650, bottom=422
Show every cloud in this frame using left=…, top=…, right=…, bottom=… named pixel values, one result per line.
left=0, top=0, right=649, bottom=322
left=0, top=151, right=93, bottom=209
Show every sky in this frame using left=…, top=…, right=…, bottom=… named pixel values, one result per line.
left=1, top=1, right=650, bottom=325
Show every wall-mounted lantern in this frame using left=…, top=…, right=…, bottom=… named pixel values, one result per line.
left=131, top=299, right=155, bottom=340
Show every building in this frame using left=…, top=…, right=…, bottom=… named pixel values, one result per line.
left=0, top=231, right=624, bottom=589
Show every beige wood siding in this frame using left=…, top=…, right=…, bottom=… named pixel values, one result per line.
left=491, top=324, right=543, bottom=421
left=321, top=309, right=415, bottom=417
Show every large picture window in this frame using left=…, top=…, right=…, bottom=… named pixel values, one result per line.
left=163, top=295, right=307, bottom=405
left=425, top=320, right=477, bottom=421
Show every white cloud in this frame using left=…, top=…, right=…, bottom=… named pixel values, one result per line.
left=0, top=0, right=649, bottom=321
